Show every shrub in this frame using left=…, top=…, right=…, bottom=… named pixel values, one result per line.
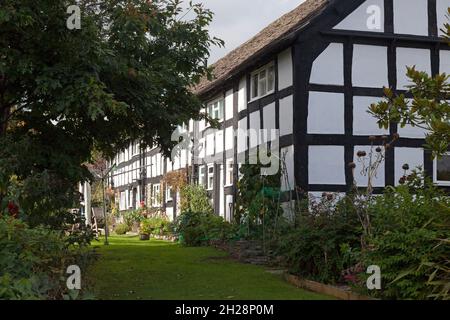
left=122, top=209, right=145, bottom=230
left=364, top=172, right=450, bottom=300
left=180, top=185, right=213, bottom=214
left=275, top=195, right=362, bottom=284
left=0, top=216, right=95, bottom=300
left=173, top=211, right=237, bottom=247
left=235, top=163, right=282, bottom=228
left=140, top=217, right=171, bottom=237
left=114, top=223, right=130, bottom=235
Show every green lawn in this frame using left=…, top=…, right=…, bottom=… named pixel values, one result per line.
left=88, top=236, right=330, bottom=300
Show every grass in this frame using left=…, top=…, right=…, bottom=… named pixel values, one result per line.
left=88, top=236, right=330, bottom=300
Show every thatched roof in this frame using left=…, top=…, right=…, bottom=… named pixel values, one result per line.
left=194, top=0, right=329, bottom=97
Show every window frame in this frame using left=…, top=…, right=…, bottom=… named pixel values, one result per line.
left=207, top=164, right=214, bottom=191
left=434, top=152, right=450, bottom=186
left=165, top=185, right=172, bottom=202
left=225, top=159, right=234, bottom=187
left=119, top=191, right=126, bottom=211
left=198, top=165, right=206, bottom=186
left=206, top=98, right=225, bottom=122
left=250, top=62, right=275, bottom=101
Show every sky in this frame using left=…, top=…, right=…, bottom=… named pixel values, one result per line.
left=192, top=0, right=307, bottom=63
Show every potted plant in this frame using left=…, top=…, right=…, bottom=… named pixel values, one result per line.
left=139, top=219, right=152, bottom=241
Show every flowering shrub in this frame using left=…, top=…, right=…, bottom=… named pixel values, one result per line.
left=122, top=209, right=146, bottom=230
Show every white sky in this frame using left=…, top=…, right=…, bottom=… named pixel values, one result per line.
left=192, top=0, right=306, bottom=63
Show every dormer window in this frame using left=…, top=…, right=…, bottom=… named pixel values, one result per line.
left=251, top=63, right=275, bottom=100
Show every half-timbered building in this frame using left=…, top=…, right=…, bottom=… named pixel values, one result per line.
left=101, top=0, right=450, bottom=222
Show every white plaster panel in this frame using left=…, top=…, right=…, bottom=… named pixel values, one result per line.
left=394, top=147, right=424, bottom=186
left=334, top=0, right=385, bottom=32
left=166, top=207, right=174, bottom=222
left=206, top=134, right=214, bottom=156
left=278, top=48, right=293, bottom=90
left=352, top=45, right=388, bottom=88
left=263, top=103, right=276, bottom=143
left=398, top=98, right=429, bottom=139
left=281, top=146, right=295, bottom=191
left=238, top=77, right=247, bottom=112
left=308, top=92, right=345, bottom=134
left=199, top=138, right=205, bottom=159
left=225, top=89, right=234, bottom=121
left=353, top=96, right=389, bottom=136
left=249, top=111, right=260, bottom=149
left=394, top=0, right=429, bottom=36
left=309, top=146, right=346, bottom=185
left=398, top=124, right=428, bottom=139
left=215, top=130, right=224, bottom=154
left=353, top=145, right=386, bottom=187
left=199, top=107, right=206, bottom=131
left=440, top=50, right=450, bottom=74
left=181, top=151, right=187, bottom=168
left=237, top=118, right=247, bottom=153
left=225, top=126, right=234, bottom=151
left=310, top=43, right=344, bottom=85
left=396, top=47, right=431, bottom=90
left=279, top=95, right=293, bottom=136
left=437, top=0, right=450, bottom=36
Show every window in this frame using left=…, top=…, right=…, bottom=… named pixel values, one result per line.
left=434, top=153, right=450, bottom=186
left=151, top=156, right=157, bottom=177
left=251, top=63, right=275, bottom=100
left=152, top=184, right=161, bottom=207
left=165, top=185, right=172, bottom=202
left=199, top=165, right=206, bottom=186
left=128, top=190, right=133, bottom=208
left=156, top=154, right=161, bottom=176
left=207, top=99, right=224, bottom=121
left=226, top=160, right=233, bottom=186
left=207, top=165, right=214, bottom=190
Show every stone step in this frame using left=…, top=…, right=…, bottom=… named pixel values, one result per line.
left=243, top=257, right=269, bottom=266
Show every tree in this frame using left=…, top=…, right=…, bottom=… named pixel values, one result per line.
left=0, top=0, right=222, bottom=226
left=369, top=10, right=450, bottom=157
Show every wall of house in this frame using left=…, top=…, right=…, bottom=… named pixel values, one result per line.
left=109, top=0, right=450, bottom=221
left=192, top=46, right=296, bottom=221
left=294, top=0, right=450, bottom=201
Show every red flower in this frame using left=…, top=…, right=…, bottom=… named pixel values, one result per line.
left=140, top=201, right=146, bottom=208
left=7, top=201, right=19, bottom=218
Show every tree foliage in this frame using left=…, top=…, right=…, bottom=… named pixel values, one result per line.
left=0, top=0, right=222, bottom=224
